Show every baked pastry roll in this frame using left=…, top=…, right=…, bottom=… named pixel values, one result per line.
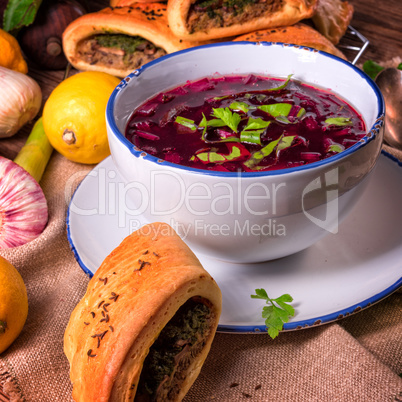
left=312, top=0, right=353, bottom=44
left=64, top=222, right=222, bottom=402
left=110, top=0, right=165, bottom=6
left=167, top=0, right=318, bottom=41
left=62, top=4, right=204, bottom=77
left=234, top=23, right=347, bottom=60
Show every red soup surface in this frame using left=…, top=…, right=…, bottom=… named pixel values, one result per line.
left=125, top=75, right=366, bottom=172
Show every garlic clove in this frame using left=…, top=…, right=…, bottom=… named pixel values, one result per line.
left=0, top=157, right=48, bottom=248
left=0, top=66, right=42, bottom=138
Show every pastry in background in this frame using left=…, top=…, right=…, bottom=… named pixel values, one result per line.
left=110, top=0, right=166, bottom=6
left=64, top=222, right=222, bottom=402
left=62, top=4, right=205, bottom=77
left=234, top=23, right=347, bottom=60
left=312, top=0, right=353, bottom=44
left=167, top=0, right=318, bottom=41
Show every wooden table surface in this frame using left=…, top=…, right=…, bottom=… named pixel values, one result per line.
left=0, top=0, right=401, bottom=160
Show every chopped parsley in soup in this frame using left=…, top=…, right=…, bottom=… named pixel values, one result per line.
left=125, top=75, right=366, bottom=172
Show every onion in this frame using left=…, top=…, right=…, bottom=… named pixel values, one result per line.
left=0, top=66, right=42, bottom=138
left=0, top=118, right=53, bottom=248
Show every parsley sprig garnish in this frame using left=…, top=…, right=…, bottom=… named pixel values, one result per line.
left=251, top=288, right=295, bottom=339
left=212, top=107, right=241, bottom=132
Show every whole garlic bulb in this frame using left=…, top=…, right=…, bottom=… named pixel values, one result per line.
left=0, top=66, right=42, bottom=138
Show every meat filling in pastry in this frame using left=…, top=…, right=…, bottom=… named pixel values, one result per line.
left=62, top=5, right=211, bottom=77
left=76, top=34, right=166, bottom=72
left=167, top=0, right=317, bottom=41
left=187, top=0, right=284, bottom=33
left=135, top=297, right=215, bottom=401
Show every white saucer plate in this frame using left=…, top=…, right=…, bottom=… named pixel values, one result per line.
left=67, top=152, right=402, bottom=333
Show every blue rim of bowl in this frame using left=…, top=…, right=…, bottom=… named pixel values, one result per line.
left=66, top=150, right=402, bottom=334
left=106, top=41, right=385, bottom=178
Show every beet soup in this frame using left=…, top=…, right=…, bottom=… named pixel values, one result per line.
left=125, top=74, right=366, bottom=172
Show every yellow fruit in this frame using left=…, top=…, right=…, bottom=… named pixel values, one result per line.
left=42, top=71, right=120, bottom=164
left=0, top=256, right=28, bottom=354
left=0, top=29, right=28, bottom=74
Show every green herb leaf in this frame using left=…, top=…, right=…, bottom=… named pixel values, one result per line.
left=195, top=144, right=242, bottom=164
left=175, top=116, right=197, bottom=131
left=261, top=305, right=274, bottom=318
left=276, top=301, right=295, bottom=316
left=277, top=135, right=295, bottom=152
left=251, top=288, right=269, bottom=299
left=324, top=117, right=353, bottom=127
left=3, top=0, right=42, bottom=32
left=244, top=136, right=282, bottom=169
left=297, top=107, right=306, bottom=118
left=207, top=119, right=226, bottom=127
left=275, top=293, right=293, bottom=303
left=240, top=129, right=263, bottom=145
left=275, top=116, right=292, bottom=124
left=229, top=101, right=251, bottom=113
left=243, top=117, right=271, bottom=131
left=223, top=144, right=242, bottom=161
left=258, top=103, right=292, bottom=118
left=362, top=60, right=384, bottom=80
left=212, top=107, right=241, bottom=132
left=267, top=326, right=280, bottom=339
left=265, top=74, right=293, bottom=92
left=251, top=288, right=295, bottom=339
left=196, top=151, right=226, bottom=163
left=213, top=95, right=232, bottom=101
left=199, top=113, right=240, bottom=142
left=273, top=305, right=291, bottom=322
left=327, top=143, right=345, bottom=153
left=199, top=113, right=208, bottom=139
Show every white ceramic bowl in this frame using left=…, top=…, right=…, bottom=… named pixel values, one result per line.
left=106, top=42, right=384, bottom=263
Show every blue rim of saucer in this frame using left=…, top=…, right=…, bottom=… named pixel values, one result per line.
left=66, top=150, right=402, bottom=334
left=106, top=41, right=385, bottom=178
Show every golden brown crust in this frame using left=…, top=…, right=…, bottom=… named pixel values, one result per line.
left=167, top=0, right=318, bottom=41
left=64, top=222, right=222, bottom=402
left=312, top=0, right=354, bottom=44
left=62, top=5, right=205, bottom=77
left=233, top=23, right=347, bottom=60
left=110, top=0, right=165, bottom=6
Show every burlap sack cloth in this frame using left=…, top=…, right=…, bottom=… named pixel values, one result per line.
left=0, top=146, right=401, bottom=402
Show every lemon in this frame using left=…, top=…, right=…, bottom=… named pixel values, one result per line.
left=42, top=71, right=120, bottom=164
left=0, top=29, right=28, bottom=74
left=0, top=256, right=28, bottom=354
